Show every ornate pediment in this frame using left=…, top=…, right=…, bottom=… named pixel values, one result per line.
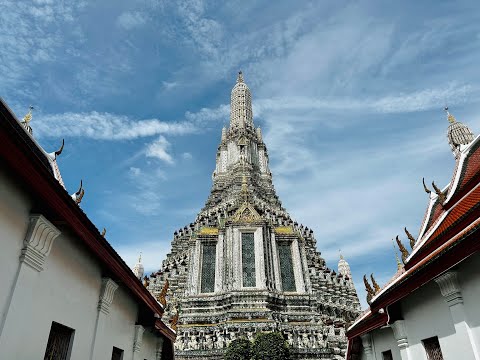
left=231, top=202, right=262, bottom=223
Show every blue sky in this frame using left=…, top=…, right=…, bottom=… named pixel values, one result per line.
left=3, top=0, right=480, bottom=307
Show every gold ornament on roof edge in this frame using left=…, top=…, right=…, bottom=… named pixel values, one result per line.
left=432, top=181, right=446, bottom=203
left=363, top=275, right=375, bottom=305
left=158, top=279, right=169, bottom=308
left=395, top=236, right=409, bottom=264
left=274, top=226, right=294, bottom=235
left=404, top=227, right=416, bottom=249
left=370, top=274, right=381, bottom=294
left=422, top=178, right=431, bottom=195
left=170, top=312, right=179, bottom=331
left=199, top=227, right=219, bottom=235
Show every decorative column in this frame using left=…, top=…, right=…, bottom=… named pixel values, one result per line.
left=90, top=278, right=119, bottom=360
left=0, top=214, right=61, bottom=352
left=215, top=233, right=224, bottom=293
left=391, top=320, right=410, bottom=360
left=270, top=233, right=281, bottom=291
left=291, top=237, right=306, bottom=293
left=360, top=333, right=376, bottom=360
left=133, top=325, right=145, bottom=359
left=435, top=271, right=479, bottom=360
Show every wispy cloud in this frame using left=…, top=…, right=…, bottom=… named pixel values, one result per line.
left=145, top=135, right=174, bottom=164
left=34, top=111, right=196, bottom=140
left=117, top=11, right=147, bottom=30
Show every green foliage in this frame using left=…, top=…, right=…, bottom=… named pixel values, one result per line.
left=252, top=332, right=290, bottom=360
left=225, top=338, right=253, bottom=360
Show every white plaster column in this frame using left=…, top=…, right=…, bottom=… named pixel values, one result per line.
left=271, top=233, right=282, bottom=291
left=225, top=227, right=234, bottom=291
left=360, top=333, right=376, bottom=360
left=90, top=278, right=119, bottom=360
left=193, top=239, right=202, bottom=294
left=291, top=238, right=306, bottom=293
left=0, top=214, right=61, bottom=351
left=435, top=271, right=479, bottom=360
left=391, top=320, right=410, bottom=360
left=233, top=228, right=242, bottom=289
left=215, top=234, right=224, bottom=293
left=133, top=325, right=145, bottom=360
left=254, top=227, right=267, bottom=289
left=299, top=244, right=312, bottom=293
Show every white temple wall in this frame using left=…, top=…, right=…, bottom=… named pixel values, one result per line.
left=0, top=169, right=164, bottom=360
left=370, top=327, right=401, bottom=360
left=0, top=168, right=31, bottom=332
left=401, top=281, right=459, bottom=359
left=457, top=252, right=480, bottom=355
left=363, top=257, right=480, bottom=360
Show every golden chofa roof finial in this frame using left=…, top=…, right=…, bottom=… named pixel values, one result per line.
left=21, top=105, right=34, bottom=135
left=445, top=106, right=456, bottom=124
left=237, top=70, right=244, bottom=83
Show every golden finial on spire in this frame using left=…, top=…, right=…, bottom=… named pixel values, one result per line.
left=392, top=239, right=402, bottom=270
left=101, top=228, right=106, bottom=237
left=237, top=70, right=244, bottom=83
left=445, top=106, right=456, bottom=124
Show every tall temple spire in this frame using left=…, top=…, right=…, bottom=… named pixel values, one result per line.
left=230, top=71, right=253, bottom=129
left=445, top=107, right=475, bottom=159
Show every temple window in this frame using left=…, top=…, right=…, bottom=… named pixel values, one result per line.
left=278, top=242, right=296, bottom=292
left=381, top=350, right=393, bottom=360
left=200, top=243, right=217, bottom=293
left=43, top=321, right=75, bottom=360
left=111, top=347, right=124, bottom=360
left=422, top=336, right=444, bottom=360
left=242, top=232, right=256, bottom=287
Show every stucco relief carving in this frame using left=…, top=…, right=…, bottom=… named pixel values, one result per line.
left=98, top=277, right=118, bottom=314
left=435, top=271, right=463, bottom=306
left=20, top=214, right=61, bottom=272
left=391, top=320, right=409, bottom=349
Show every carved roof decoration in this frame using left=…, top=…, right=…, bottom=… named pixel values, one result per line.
left=231, top=201, right=263, bottom=223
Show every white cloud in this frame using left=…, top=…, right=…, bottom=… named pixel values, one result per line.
left=117, top=11, right=147, bottom=30
left=162, top=81, right=179, bottom=90
left=129, top=167, right=141, bottom=177
left=145, top=136, right=174, bottom=164
left=34, top=111, right=196, bottom=140
left=182, top=152, right=192, bottom=160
